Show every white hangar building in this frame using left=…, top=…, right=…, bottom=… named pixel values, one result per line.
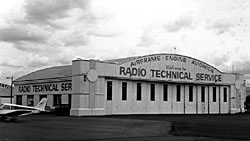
left=13, top=54, right=246, bottom=116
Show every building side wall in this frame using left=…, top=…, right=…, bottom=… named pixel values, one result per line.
left=103, top=79, right=232, bottom=115
left=13, top=80, right=72, bottom=109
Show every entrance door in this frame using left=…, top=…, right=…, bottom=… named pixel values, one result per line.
left=220, top=86, right=230, bottom=113
left=198, top=86, right=208, bottom=114
left=209, top=86, right=219, bottom=114
left=172, top=85, right=184, bottom=114
left=185, top=85, right=196, bottom=114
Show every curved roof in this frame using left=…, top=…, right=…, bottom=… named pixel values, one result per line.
left=15, top=65, right=72, bottom=82
left=14, top=53, right=225, bottom=83
left=106, top=56, right=136, bottom=64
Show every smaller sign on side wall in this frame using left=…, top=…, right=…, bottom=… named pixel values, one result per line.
left=17, top=82, right=72, bottom=94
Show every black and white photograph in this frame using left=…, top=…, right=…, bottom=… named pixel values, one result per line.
left=1, top=0, right=250, bottom=140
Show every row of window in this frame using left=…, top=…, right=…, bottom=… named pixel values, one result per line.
left=107, top=81, right=228, bottom=103
left=16, top=94, right=72, bottom=106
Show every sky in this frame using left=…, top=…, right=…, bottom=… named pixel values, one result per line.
left=0, top=0, right=250, bottom=85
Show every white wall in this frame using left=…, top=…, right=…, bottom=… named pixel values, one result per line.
left=104, top=79, right=237, bottom=115
left=0, top=98, right=10, bottom=104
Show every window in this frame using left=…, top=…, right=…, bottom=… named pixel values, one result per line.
left=107, top=81, right=112, bottom=100
left=224, top=87, right=227, bottom=102
left=16, top=95, right=22, bottom=105
left=39, top=95, right=47, bottom=100
left=68, top=94, right=72, bottom=106
left=150, top=84, right=155, bottom=101
left=213, top=87, right=216, bottom=102
left=27, top=95, right=34, bottom=106
left=122, top=82, right=127, bottom=100
left=189, top=86, right=193, bottom=102
left=137, top=83, right=142, bottom=101
left=163, top=84, right=168, bottom=101
left=176, top=85, right=181, bottom=102
left=201, top=87, right=205, bottom=102
left=53, top=94, right=61, bottom=106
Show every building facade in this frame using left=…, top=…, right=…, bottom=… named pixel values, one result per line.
left=13, top=65, right=72, bottom=108
left=0, top=83, right=12, bottom=104
left=13, top=54, right=246, bottom=116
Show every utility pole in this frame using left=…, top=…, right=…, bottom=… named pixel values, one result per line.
left=6, top=76, right=13, bottom=104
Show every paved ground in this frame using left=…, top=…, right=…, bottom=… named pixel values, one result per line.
left=111, top=114, right=250, bottom=140
left=0, top=114, right=248, bottom=141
